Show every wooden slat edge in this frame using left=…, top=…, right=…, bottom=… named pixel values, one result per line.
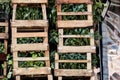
left=0, top=22, right=8, bottom=26
left=11, top=20, right=48, bottom=27
left=57, top=20, right=93, bottom=28
left=11, top=43, right=48, bottom=52
left=60, top=35, right=91, bottom=38
left=54, top=69, right=92, bottom=76
left=0, top=33, right=8, bottom=39
left=14, top=57, right=49, bottom=61
left=58, top=60, right=90, bottom=63
left=12, top=0, right=48, bottom=4
left=58, top=46, right=96, bottom=53
left=13, top=67, right=51, bottom=75
left=13, top=32, right=47, bottom=38
left=57, top=12, right=92, bottom=16
left=56, top=0, right=92, bottom=4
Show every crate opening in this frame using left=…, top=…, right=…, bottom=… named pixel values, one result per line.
left=16, top=5, right=43, bottom=20
left=17, top=37, right=43, bottom=44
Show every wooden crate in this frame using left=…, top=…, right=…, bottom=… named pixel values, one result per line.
left=55, top=52, right=93, bottom=80
left=11, top=1, right=52, bottom=80
left=55, top=0, right=96, bottom=79
left=0, top=21, right=8, bottom=79
left=56, top=0, right=93, bottom=28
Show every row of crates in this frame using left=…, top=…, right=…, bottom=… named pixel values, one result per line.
left=0, top=0, right=97, bottom=80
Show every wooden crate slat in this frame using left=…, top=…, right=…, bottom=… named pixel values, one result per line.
left=58, top=46, right=96, bottom=53
left=14, top=57, right=49, bottom=61
left=13, top=32, right=47, bottom=38
left=0, top=33, right=8, bottom=39
left=60, top=35, right=91, bottom=38
left=12, top=0, right=48, bottom=4
left=12, top=43, right=48, bottom=52
left=0, top=76, right=4, bottom=79
left=56, top=0, right=92, bottom=4
left=57, top=20, right=93, bottom=28
left=58, top=60, right=90, bottom=63
left=57, top=12, right=92, bottom=16
left=13, top=67, right=51, bottom=75
left=11, top=20, right=48, bottom=27
left=55, top=69, right=92, bottom=76
left=0, top=22, right=8, bottom=26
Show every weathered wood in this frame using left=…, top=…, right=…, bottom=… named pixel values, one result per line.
left=59, top=29, right=63, bottom=47
left=57, top=12, right=92, bottom=16
left=58, top=77, right=62, bottom=80
left=87, top=53, right=91, bottom=70
left=55, top=69, right=92, bottom=76
left=0, top=22, right=8, bottom=26
left=48, top=75, right=53, bottom=80
left=57, top=20, right=93, bottom=28
left=0, top=33, right=8, bottom=39
left=13, top=67, right=51, bottom=75
left=58, top=46, right=96, bottom=53
left=13, top=32, right=47, bottom=38
left=11, top=20, right=48, bottom=27
left=56, top=0, right=92, bottom=4
left=58, top=60, right=90, bottom=63
left=55, top=53, right=59, bottom=69
left=11, top=43, right=48, bottom=52
left=12, top=0, right=48, bottom=4
left=14, top=57, right=49, bottom=61
left=0, top=76, right=4, bottom=79
left=60, top=35, right=91, bottom=38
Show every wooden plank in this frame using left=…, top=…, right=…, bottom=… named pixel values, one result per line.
left=55, top=53, right=59, bottom=69
left=60, top=35, right=91, bottom=38
left=12, top=4, right=17, bottom=21
left=0, top=76, right=4, bottom=79
left=13, top=67, right=51, bottom=75
left=55, top=69, right=92, bottom=76
left=48, top=75, right=53, bottom=80
left=13, top=32, right=47, bottom=38
left=57, top=12, right=92, bottom=16
left=45, top=50, right=50, bottom=67
left=12, top=0, right=47, bottom=4
left=57, top=20, right=93, bottom=28
left=58, top=46, right=96, bottom=53
left=0, top=54, right=7, bottom=61
left=41, top=4, right=47, bottom=20
left=0, top=22, right=8, bottom=26
left=87, top=53, right=91, bottom=70
left=11, top=43, right=48, bottom=52
left=58, top=77, right=62, bottom=80
left=14, top=57, right=49, bottom=61
left=58, top=60, right=90, bottom=63
left=59, top=29, right=63, bottom=47
left=56, top=0, right=92, bottom=4
left=0, top=33, right=8, bottom=39
left=11, top=20, right=48, bottom=27
left=87, top=4, right=93, bottom=21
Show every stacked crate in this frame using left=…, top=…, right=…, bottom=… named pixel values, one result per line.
left=55, top=0, right=95, bottom=80
left=11, top=0, right=52, bottom=80
left=0, top=2, right=8, bottom=79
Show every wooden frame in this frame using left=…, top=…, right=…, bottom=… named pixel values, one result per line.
left=55, top=0, right=95, bottom=79
left=0, top=21, right=8, bottom=79
left=11, top=1, right=52, bottom=80
left=56, top=0, right=93, bottom=28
